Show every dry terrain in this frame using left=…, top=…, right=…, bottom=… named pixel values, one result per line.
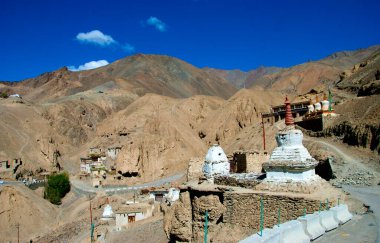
left=0, top=45, right=379, bottom=242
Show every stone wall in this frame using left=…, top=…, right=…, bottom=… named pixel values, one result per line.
left=186, top=157, right=203, bottom=181
left=231, top=151, right=268, bottom=173
left=214, top=175, right=260, bottom=189
left=164, top=188, right=332, bottom=242
left=246, top=152, right=268, bottom=173
left=223, top=192, right=328, bottom=230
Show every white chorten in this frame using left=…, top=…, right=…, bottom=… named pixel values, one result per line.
left=307, top=104, right=314, bottom=113
left=101, top=200, right=114, bottom=220
left=263, top=97, right=318, bottom=182
left=314, top=102, right=322, bottom=111
left=202, top=144, right=230, bottom=183
left=321, top=94, right=330, bottom=111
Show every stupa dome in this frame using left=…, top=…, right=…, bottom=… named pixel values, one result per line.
left=321, top=100, right=329, bottom=111
left=101, top=204, right=114, bottom=220
left=314, top=102, right=321, bottom=111
left=205, top=144, right=228, bottom=163
left=307, top=104, right=314, bottom=113
left=203, top=144, right=230, bottom=183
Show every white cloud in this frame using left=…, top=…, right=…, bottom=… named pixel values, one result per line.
left=122, top=43, right=135, bottom=53
left=146, top=16, right=167, bottom=32
left=76, top=30, right=116, bottom=46
left=68, top=60, right=109, bottom=71
left=75, top=30, right=136, bottom=53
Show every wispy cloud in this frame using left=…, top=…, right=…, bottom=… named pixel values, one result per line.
left=68, top=60, right=109, bottom=71
left=122, top=43, right=135, bottom=52
left=75, top=30, right=135, bottom=53
left=76, top=30, right=116, bottom=46
left=146, top=16, right=167, bottom=32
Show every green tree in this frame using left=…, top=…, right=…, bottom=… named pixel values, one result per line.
left=44, top=172, right=70, bottom=205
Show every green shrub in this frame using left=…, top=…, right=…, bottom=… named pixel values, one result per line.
left=1, top=92, right=8, bottom=98
left=44, top=172, right=70, bottom=205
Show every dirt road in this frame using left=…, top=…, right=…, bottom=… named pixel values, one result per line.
left=343, top=185, right=380, bottom=243
left=71, top=172, right=185, bottom=194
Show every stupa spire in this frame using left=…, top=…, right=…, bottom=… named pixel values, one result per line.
left=284, top=96, right=294, bottom=126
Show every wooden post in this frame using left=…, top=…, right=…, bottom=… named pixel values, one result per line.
left=15, top=223, right=20, bottom=243
left=90, top=199, right=94, bottom=242
left=261, top=114, right=266, bottom=151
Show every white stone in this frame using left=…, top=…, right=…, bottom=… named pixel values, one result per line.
left=202, top=144, right=230, bottom=183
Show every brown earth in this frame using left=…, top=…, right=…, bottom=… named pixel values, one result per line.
left=0, top=46, right=379, bottom=242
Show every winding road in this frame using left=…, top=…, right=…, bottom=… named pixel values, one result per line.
left=304, top=136, right=380, bottom=242
left=70, top=172, right=185, bottom=194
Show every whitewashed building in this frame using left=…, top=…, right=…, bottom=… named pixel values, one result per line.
left=115, top=203, right=154, bottom=231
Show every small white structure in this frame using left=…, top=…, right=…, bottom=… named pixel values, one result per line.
left=9, top=94, right=21, bottom=98
left=101, top=203, right=114, bottom=221
left=149, top=190, right=169, bottom=202
left=107, top=147, right=122, bottom=160
left=202, top=144, right=230, bottom=183
left=80, top=163, right=91, bottom=174
left=165, top=188, right=180, bottom=205
left=307, top=104, right=314, bottom=113
left=314, top=102, right=322, bottom=111
left=321, top=99, right=329, bottom=111
left=115, top=203, right=154, bottom=231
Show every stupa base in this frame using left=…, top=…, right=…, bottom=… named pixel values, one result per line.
left=255, top=175, right=325, bottom=194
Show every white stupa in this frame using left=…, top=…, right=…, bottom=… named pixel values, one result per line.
left=262, top=97, right=318, bottom=182
left=101, top=199, right=114, bottom=220
left=202, top=144, right=230, bottom=183
left=314, top=102, right=322, bottom=111
left=307, top=104, right=314, bottom=113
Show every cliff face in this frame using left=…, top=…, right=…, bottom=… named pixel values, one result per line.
left=325, top=122, right=380, bottom=153
left=336, top=47, right=380, bottom=95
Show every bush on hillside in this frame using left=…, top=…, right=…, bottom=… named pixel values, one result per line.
left=1, top=91, right=8, bottom=98
left=44, top=172, right=70, bottom=205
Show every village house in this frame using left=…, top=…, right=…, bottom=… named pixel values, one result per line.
left=106, top=146, right=122, bottom=160
left=115, top=202, right=154, bottom=231
left=0, top=158, right=22, bottom=174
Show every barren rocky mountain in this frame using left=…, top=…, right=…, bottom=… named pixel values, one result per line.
left=203, top=66, right=284, bottom=89
left=205, top=45, right=380, bottom=94
left=1, top=46, right=379, bottom=181
left=336, top=47, right=380, bottom=96
left=0, top=45, right=380, bottom=242
left=5, top=54, right=237, bottom=103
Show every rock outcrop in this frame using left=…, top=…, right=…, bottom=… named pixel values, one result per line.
left=163, top=191, right=192, bottom=242
left=325, top=121, right=380, bottom=153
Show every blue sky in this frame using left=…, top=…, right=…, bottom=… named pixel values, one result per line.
left=1, top=0, right=379, bottom=81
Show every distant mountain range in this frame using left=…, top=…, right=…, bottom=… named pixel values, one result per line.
left=1, top=45, right=379, bottom=102
left=0, top=44, right=379, bottom=184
